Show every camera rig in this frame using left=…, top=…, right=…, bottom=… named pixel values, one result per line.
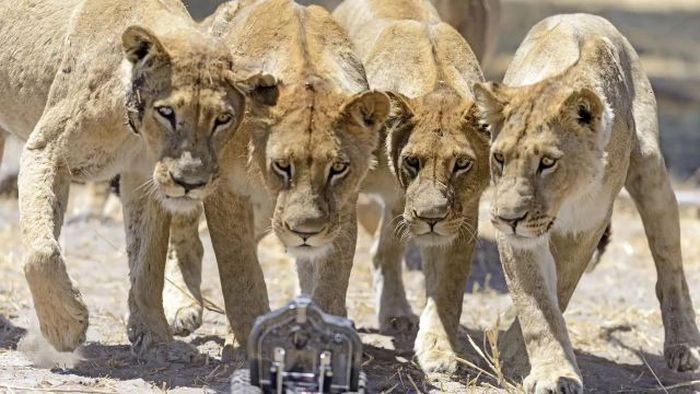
left=231, top=296, right=366, bottom=394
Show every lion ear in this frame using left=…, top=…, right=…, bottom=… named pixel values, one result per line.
left=473, top=82, right=508, bottom=140
left=382, top=91, right=415, bottom=178
left=122, top=26, right=168, bottom=65
left=462, top=103, right=491, bottom=140
left=234, top=73, right=280, bottom=108
left=385, top=91, right=415, bottom=128
left=340, top=90, right=391, bottom=130
left=562, top=88, right=614, bottom=142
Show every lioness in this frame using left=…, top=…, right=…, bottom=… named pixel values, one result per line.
left=0, top=0, right=273, bottom=355
left=334, top=0, right=490, bottom=373
left=294, top=0, right=500, bottom=65
left=178, top=0, right=389, bottom=340
left=474, top=14, right=700, bottom=393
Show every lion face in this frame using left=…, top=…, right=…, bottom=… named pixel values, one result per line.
left=474, top=79, right=613, bottom=248
left=121, top=26, right=274, bottom=213
left=386, top=89, right=490, bottom=247
left=250, top=82, right=389, bottom=259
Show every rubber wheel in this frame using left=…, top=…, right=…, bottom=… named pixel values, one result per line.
left=230, top=369, right=262, bottom=394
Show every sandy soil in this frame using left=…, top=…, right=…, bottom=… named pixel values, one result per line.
left=1, top=185, right=700, bottom=393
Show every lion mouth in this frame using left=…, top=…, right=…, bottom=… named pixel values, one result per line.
left=164, top=194, right=199, bottom=201
left=413, top=231, right=457, bottom=247
left=286, top=244, right=334, bottom=261
left=159, top=194, right=202, bottom=214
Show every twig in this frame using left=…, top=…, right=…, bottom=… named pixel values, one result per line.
left=0, top=385, right=116, bottom=394
left=165, top=276, right=225, bottom=315
left=638, top=351, right=669, bottom=394
left=406, top=372, right=421, bottom=393
left=93, top=229, right=123, bottom=255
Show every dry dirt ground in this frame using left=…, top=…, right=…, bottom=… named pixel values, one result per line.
left=2, top=0, right=700, bottom=393
left=1, top=184, right=700, bottom=393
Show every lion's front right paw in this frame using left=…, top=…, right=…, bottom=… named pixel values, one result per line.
left=523, top=368, right=583, bottom=394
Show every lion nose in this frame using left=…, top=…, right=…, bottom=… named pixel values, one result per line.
left=170, top=172, right=207, bottom=192
left=413, top=206, right=449, bottom=228
left=496, top=211, right=528, bottom=231
left=285, top=217, right=327, bottom=240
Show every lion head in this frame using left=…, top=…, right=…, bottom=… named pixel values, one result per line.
left=386, top=86, right=491, bottom=247
left=249, top=79, right=390, bottom=259
left=120, top=26, right=274, bottom=213
left=473, top=58, right=614, bottom=248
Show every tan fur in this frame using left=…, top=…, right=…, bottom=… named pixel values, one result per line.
left=334, top=0, right=490, bottom=373
left=0, top=0, right=271, bottom=356
left=429, top=0, right=500, bottom=65
left=161, top=0, right=390, bottom=353
left=474, top=14, right=700, bottom=393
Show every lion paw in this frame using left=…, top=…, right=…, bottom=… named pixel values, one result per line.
left=414, top=331, right=457, bottom=374
left=379, top=313, right=418, bottom=336
left=129, top=322, right=171, bottom=355
left=523, top=368, right=582, bottom=394
left=130, top=330, right=199, bottom=364
left=168, top=303, right=203, bottom=337
left=378, top=299, right=418, bottom=336
left=27, top=273, right=89, bottom=352
left=665, top=343, right=700, bottom=372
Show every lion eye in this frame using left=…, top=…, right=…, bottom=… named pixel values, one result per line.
left=539, top=156, right=558, bottom=173
left=403, top=156, right=420, bottom=175
left=454, top=157, right=473, bottom=174
left=329, top=161, right=350, bottom=183
left=272, top=159, right=293, bottom=183
left=155, top=105, right=176, bottom=129
left=493, top=152, right=504, bottom=166
left=214, top=113, right=233, bottom=129
left=155, top=106, right=174, bottom=119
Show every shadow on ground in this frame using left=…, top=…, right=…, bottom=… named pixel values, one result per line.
left=0, top=315, right=26, bottom=350
left=60, top=339, right=245, bottom=393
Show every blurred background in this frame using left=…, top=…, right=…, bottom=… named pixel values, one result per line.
left=187, top=0, right=700, bottom=181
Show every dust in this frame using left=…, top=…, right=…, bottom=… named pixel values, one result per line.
left=17, top=318, right=84, bottom=369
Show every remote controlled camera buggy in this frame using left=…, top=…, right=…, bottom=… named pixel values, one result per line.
left=231, top=296, right=366, bottom=394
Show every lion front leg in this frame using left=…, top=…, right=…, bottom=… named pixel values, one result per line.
left=626, top=149, right=700, bottom=372
left=204, top=185, right=269, bottom=359
left=373, top=196, right=417, bottom=335
left=18, top=141, right=89, bottom=352
left=163, top=206, right=204, bottom=337
left=414, top=238, right=472, bottom=374
left=499, top=237, right=582, bottom=394
left=120, top=171, right=175, bottom=358
left=312, top=210, right=357, bottom=317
